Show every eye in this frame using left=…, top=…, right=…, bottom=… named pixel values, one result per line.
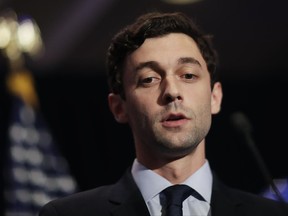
left=138, top=76, right=161, bottom=87
left=183, top=73, right=194, bottom=79
left=180, top=73, right=197, bottom=82
left=142, top=77, right=154, bottom=83
left=178, top=64, right=200, bottom=82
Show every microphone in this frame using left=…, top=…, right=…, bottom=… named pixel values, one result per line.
left=230, top=111, right=286, bottom=203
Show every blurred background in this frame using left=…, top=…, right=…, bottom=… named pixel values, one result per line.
left=1, top=0, right=288, bottom=215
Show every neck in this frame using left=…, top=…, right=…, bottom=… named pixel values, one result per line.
left=138, top=141, right=206, bottom=184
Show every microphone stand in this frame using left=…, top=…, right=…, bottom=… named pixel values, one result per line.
left=230, top=112, right=286, bottom=203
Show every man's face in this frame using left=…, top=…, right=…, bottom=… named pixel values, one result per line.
left=109, top=33, right=222, bottom=158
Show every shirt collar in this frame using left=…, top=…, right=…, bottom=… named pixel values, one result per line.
left=131, top=159, right=213, bottom=204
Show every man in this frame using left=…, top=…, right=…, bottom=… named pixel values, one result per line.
left=39, top=11, right=288, bottom=216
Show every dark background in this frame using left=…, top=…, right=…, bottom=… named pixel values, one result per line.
left=1, top=0, right=288, bottom=213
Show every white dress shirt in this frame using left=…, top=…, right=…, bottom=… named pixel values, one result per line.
left=131, top=159, right=212, bottom=216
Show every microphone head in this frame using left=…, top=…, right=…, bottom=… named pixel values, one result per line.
left=230, top=111, right=253, bottom=135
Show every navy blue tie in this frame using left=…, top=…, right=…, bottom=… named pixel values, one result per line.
left=161, top=184, right=205, bottom=216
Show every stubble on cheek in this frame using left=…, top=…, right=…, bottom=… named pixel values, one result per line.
left=154, top=103, right=212, bottom=152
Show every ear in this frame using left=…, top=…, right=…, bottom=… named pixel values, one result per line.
left=108, top=93, right=128, bottom=123
left=211, top=82, right=223, bottom=114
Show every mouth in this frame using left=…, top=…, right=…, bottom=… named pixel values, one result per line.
left=164, top=114, right=186, bottom=121
left=161, top=113, right=189, bottom=127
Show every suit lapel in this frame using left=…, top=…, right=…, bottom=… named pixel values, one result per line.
left=112, top=191, right=150, bottom=216
left=108, top=168, right=151, bottom=216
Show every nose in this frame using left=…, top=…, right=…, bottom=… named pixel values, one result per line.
left=161, top=76, right=182, bottom=104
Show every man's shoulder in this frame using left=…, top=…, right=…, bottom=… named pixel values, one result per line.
left=58, top=184, right=113, bottom=202
left=212, top=178, right=288, bottom=215
left=50, top=185, right=114, bottom=204
left=39, top=185, right=116, bottom=216
left=38, top=169, right=139, bottom=216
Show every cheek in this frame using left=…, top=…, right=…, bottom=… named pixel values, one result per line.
left=186, top=85, right=212, bottom=105
left=126, top=95, right=149, bottom=115
left=125, top=99, right=150, bottom=130
left=125, top=92, right=157, bottom=123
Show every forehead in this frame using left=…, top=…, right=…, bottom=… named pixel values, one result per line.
left=126, top=33, right=206, bottom=69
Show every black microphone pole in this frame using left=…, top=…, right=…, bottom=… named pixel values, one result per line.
left=230, top=111, right=286, bottom=203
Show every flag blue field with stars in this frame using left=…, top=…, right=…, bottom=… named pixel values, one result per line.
left=4, top=71, right=78, bottom=216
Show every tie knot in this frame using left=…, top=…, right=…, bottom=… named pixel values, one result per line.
left=160, top=185, right=208, bottom=216
left=161, top=184, right=193, bottom=207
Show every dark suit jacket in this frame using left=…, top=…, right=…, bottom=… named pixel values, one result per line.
left=39, top=168, right=288, bottom=216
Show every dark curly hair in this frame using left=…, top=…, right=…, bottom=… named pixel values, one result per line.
left=106, top=11, right=218, bottom=98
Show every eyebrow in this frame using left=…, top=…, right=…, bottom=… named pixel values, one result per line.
left=134, top=57, right=202, bottom=72
left=178, top=57, right=201, bottom=67
left=134, top=61, right=161, bottom=72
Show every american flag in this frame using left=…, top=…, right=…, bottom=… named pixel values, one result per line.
left=4, top=72, right=78, bottom=216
